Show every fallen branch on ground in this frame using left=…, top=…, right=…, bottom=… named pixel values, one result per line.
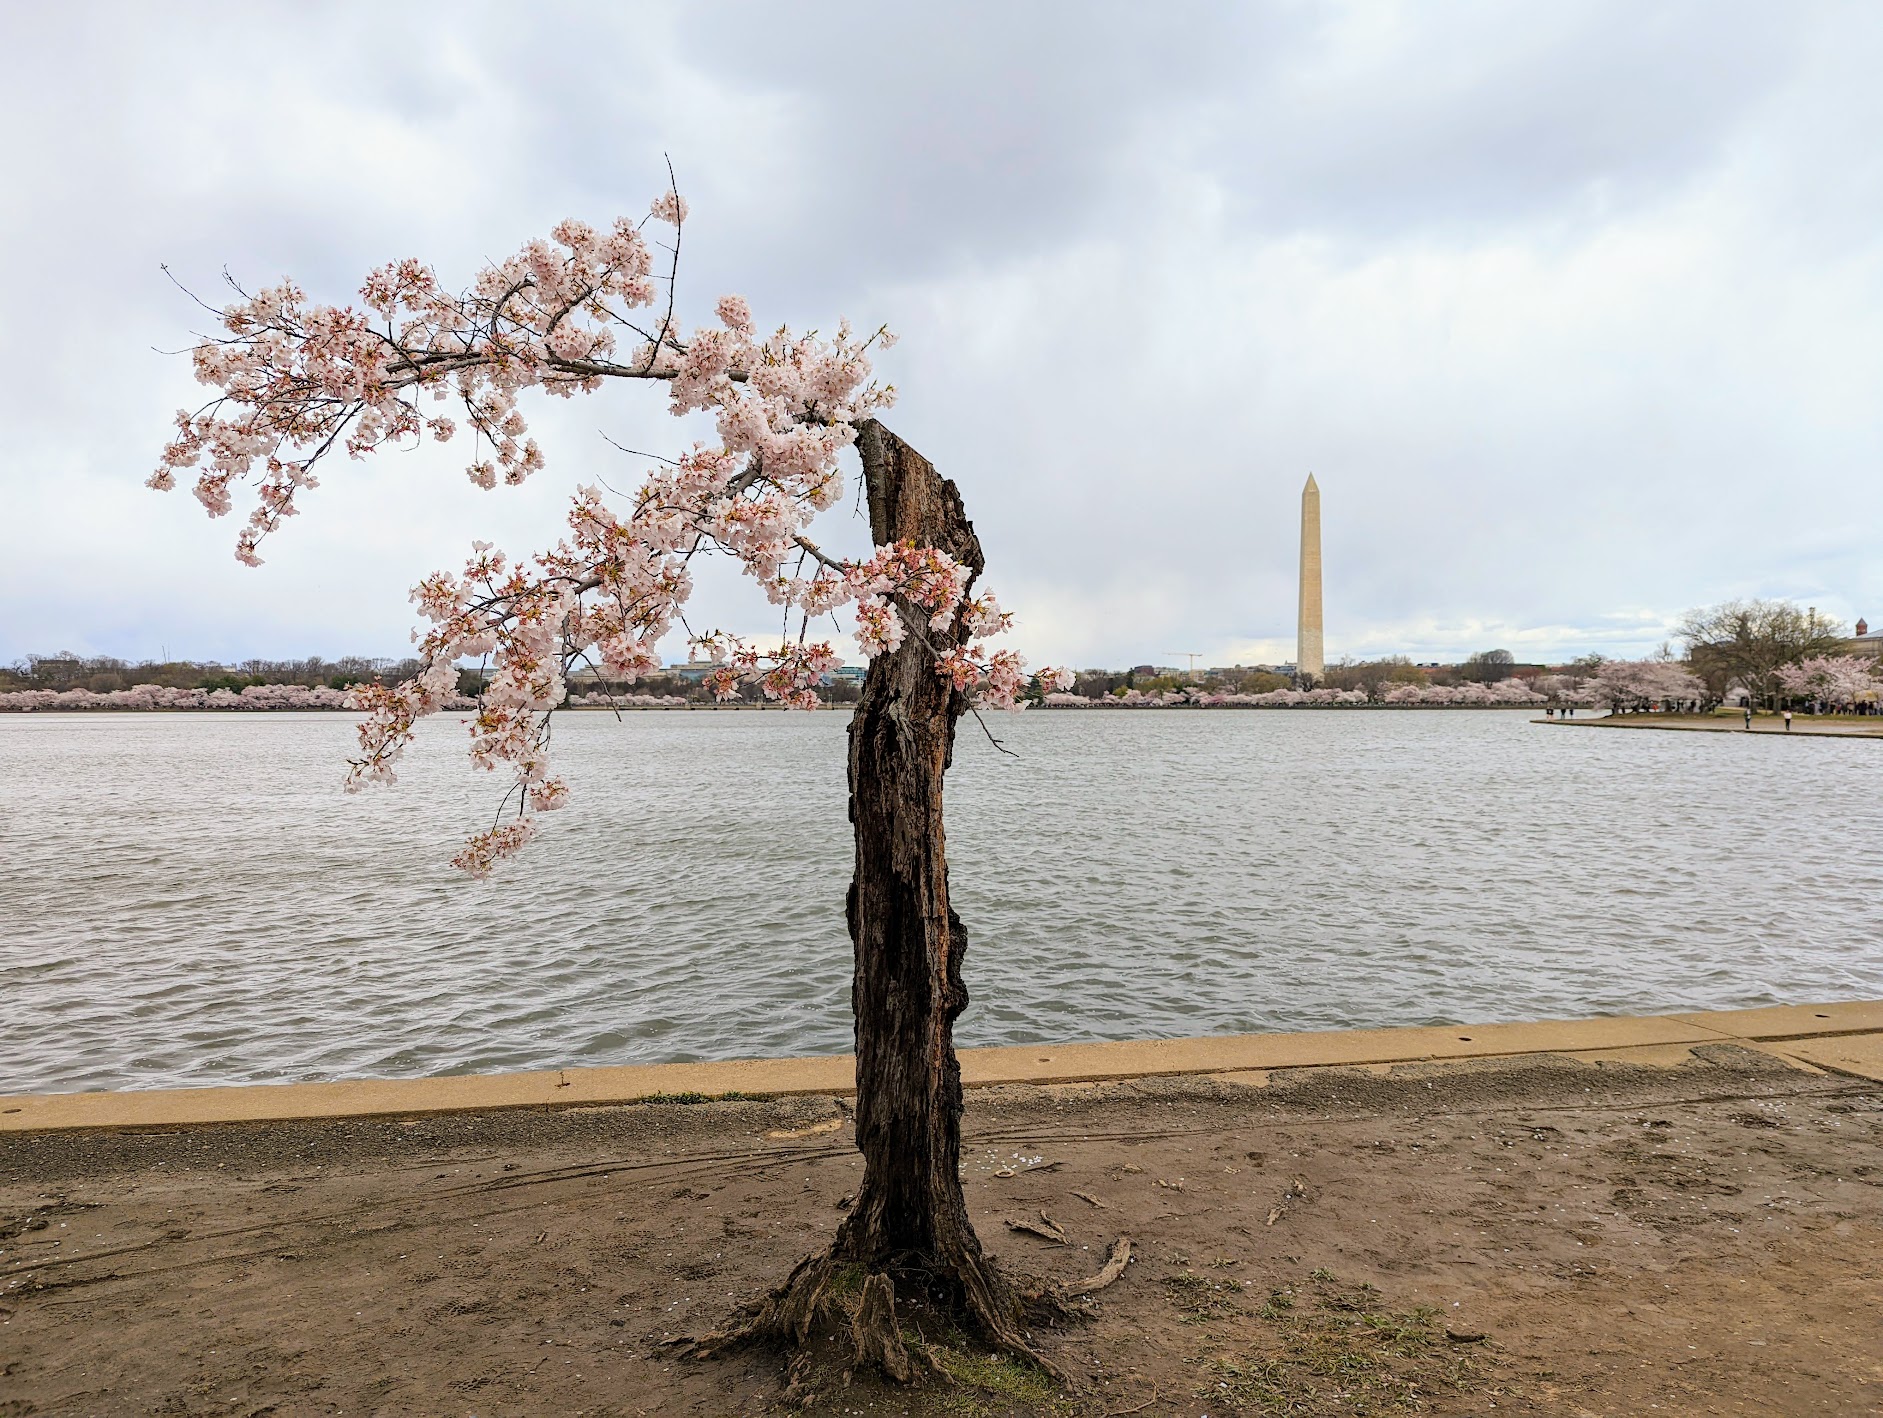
left=1056, top=1236, right=1134, bottom=1298
left=1006, top=1211, right=1068, bottom=1244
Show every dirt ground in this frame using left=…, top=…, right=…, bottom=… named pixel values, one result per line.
left=3, top=1043, right=1879, bottom=1417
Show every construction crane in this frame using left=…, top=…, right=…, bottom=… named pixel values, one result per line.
left=1164, top=653, right=1204, bottom=678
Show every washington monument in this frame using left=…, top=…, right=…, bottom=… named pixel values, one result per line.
left=1297, top=474, right=1324, bottom=683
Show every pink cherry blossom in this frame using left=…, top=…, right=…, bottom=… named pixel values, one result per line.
left=853, top=596, right=905, bottom=657
left=1588, top=659, right=1705, bottom=711
left=1776, top=654, right=1881, bottom=706
left=154, top=190, right=1057, bottom=870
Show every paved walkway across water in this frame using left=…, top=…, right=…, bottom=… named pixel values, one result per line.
left=1539, top=713, right=1883, bottom=738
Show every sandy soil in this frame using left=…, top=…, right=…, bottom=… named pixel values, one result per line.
left=3, top=1043, right=1879, bottom=1416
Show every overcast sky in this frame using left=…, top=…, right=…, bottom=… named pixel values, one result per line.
left=4, top=1, right=1879, bottom=670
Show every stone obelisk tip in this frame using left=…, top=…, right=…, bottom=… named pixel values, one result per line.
left=1297, top=475, right=1324, bottom=684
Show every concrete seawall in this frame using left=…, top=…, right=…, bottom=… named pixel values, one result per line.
left=4, top=1000, right=1879, bottom=1134
left=1538, top=715, right=1883, bottom=739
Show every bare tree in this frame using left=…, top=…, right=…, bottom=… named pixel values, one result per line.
left=1323, top=655, right=1421, bottom=701
left=1679, top=600, right=1847, bottom=708
left=1459, top=649, right=1514, bottom=684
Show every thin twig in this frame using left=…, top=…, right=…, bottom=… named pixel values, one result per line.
left=969, top=703, right=1019, bottom=758
left=598, top=433, right=680, bottom=465
left=640, top=154, right=684, bottom=376
left=158, top=262, right=229, bottom=319
left=790, top=534, right=847, bottom=574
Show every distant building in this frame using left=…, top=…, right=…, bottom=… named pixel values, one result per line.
left=1849, top=617, right=1882, bottom=656
left=825, top=665, right=867, bottom=685
left=666, top=660, right=720, bottom=682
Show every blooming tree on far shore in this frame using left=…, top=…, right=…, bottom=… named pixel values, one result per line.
left=1776, top=655, right=1881, bottom=708
left=1038, top=677, right=1558, bottom=709
left=152, top=192, right=1068, bottom=874
left=1586, top=658, right=1706, bottom=713
left=0, top=684, right=707, bottom=713
left=1531, top=673, right=1594, bottom=706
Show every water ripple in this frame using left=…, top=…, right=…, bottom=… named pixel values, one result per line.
left=1, top=709, right=1880, bottom=1093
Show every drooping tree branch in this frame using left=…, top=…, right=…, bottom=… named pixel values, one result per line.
left=153, top=186, right=1069, bottom=874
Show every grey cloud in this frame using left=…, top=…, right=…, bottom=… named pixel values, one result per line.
left=1204, top=3, right=1802, bottom=238
left=2, top=2, right=1881, bottom=667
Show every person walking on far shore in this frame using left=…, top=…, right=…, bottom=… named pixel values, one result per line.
left=1744, top=704, right=1753, bottom=730
left=1784, top=709, right=1793, bottom=731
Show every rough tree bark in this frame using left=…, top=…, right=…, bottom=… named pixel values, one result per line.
left=837, top=419, right=1012, bottom=1320
left=708, top=420, right=1057, bottom=1377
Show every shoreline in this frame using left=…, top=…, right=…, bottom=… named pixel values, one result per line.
left=5, top=1004, right=1879, bottom=1413
left=1538, top=713, right=1883, bottom=739
left=0, top=701, right=1560, bottom=715
left=7, top=998, right=1877, bottom=1133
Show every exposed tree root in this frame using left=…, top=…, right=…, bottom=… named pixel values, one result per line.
left=956, top=1255, right=1073, bottom=1384
left=687, top=1251, right=840, bottom=1359
left=850, top=1272, right=912, bottom=1382
left=685, top=1242, right=1075, bottom=1388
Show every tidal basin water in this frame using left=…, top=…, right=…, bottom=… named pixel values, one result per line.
left=4, top=709, right=1880, bottom=1094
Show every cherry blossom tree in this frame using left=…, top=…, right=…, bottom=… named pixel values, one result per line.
left=1776, top=655, right=1881, bottom=709
left=1532, top=673, right=1595, bottom=708
left=153, top=187, right=1079, bottom=1377
left=1587, top=658, right=1706, bottom=714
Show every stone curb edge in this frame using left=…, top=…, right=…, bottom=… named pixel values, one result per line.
left=3, top=1000, right=1879, bottom=1135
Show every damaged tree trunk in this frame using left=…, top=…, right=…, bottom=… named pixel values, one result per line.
left=719, top=419, right=1055, bottom=1375
left=835, top=420, right=1017, bottom=1329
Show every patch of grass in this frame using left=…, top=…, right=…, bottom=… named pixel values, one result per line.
left=1362, top=1306, right=1438, bottom=1345
left=1199, top=1274, right=1499, bottom=1415
left=639, top=1089, right=762, bottom=1105
left=823, top=1262, right=869, bottom=1303
left=1256, top=1287, right=1297, bottom=1320
left=1164, top=1269, right=1246, bottom=1322
left=927, top=1345, right=1068, bottom=1416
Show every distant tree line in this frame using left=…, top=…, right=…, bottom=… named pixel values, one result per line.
left=0, top=653, right=426, bottom=695
left=16, top=596, right=1872, bottom=713
left=1058, top=654, right=1547, bottom=701
left=1047, top=598, right=1879, bottom=714
left=1, top=654, right=867, bottom=706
